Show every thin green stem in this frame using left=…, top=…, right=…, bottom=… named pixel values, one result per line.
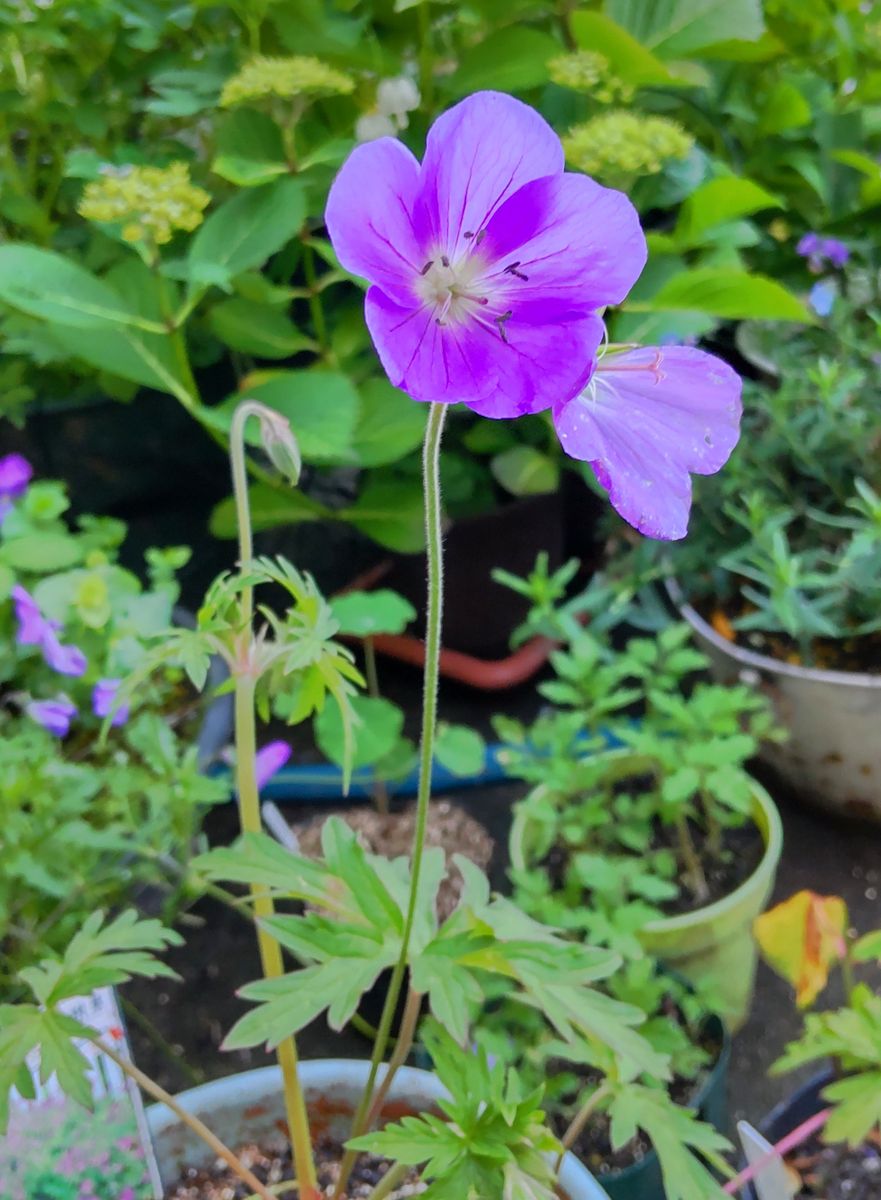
left=91, top=1037, right=278, bottom=1200
left=230, top=407, right=319, bottom=1200
left=366, top=1160, right=412, bottom=1200
left=335, top=402, right=447, bottom=1198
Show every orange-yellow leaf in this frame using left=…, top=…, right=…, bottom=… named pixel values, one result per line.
left=754, top=890, right=848, bottom=1008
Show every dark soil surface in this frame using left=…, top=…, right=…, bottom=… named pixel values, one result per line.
left=291, top=799, right=494, bottom=920
left=164, top=1138, right=424, bottom=1200
left=788, top=1132, right=881, bottom=1199
left=659, top=820, right=765, bottom=917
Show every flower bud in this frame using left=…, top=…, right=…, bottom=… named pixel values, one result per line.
left=257, top=407, right=302, bottom=485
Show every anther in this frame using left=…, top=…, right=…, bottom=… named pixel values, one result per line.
left=464, top=231, right=474, bottom=239
left=504, top=261, right=529, bottom=280
left=441, top=255, right=450, bottom=268
left=474, top=230, right=486, bottom=245
left=420, top=260, right=434, bottom=276
left=495, top=310, right=512, bottom=343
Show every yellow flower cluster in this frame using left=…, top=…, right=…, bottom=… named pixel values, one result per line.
left=78, top=162, right=210, bottom=245
left=220, top=55, right=354, bottom=107
left=563, top=111, right=694, bottom=182
left=548, top=51, right=634, bottom=104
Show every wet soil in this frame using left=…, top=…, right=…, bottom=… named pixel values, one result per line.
left=164, top=1138, right=424, bottom=1200
left=788, top=1132, right=881, bottom=1200
left=290, top=799, right=495, bottom=921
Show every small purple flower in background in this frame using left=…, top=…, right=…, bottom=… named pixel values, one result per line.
left=326, top=90, right=742, bottom=541
left=797, top=232, right=849, bottom=272
left=327, top=90, right=646, bottom=417
left=255, top=740, right=293, bottom=789
left=0, top=453, right=32, bottom=501
left=11, top=585, right=87, bottom=676
left=553, top=345, right=742, bottom=540
left=26, top=696, right=77, bottom=737
left=92, top=677, right=130, bottom=726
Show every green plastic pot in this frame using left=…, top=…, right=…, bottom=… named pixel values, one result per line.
left=637, top=779, right=782, bottom=1033
left=509, top=751, right=783, bottom=1033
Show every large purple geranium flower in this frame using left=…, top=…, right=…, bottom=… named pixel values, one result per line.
left=326, top=90, right=646, bottom=417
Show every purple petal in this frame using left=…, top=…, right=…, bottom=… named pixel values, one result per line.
left=12, top=585, right=49, bottom=646
left=26, top=697, right=77, bottom=737
left=796, top=232, right=822, bottom=257
left=821, top=237, right=849, bottom=267
left=413, top=91, right=564, bottom=258
left=481, top=172, right=646, bottom=310
left=325, top=136, right=424, bottom=306
left=42, top=630, right=87, bottom=677
left=255, top=740, right=293, bottom=789
left=366, top=287, right=603, bottom=413
left=0, top=452, right=32, bottom=499
left=92, top=678, right=129, bottom=725
left=553, top=346, right=742, bottom=540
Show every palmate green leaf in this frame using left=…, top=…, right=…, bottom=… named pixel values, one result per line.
left=194, top=832, right=335, bottom=907
left=823, top=1071, right=881, bottom=1146
left=0, top=1007, right=94, bottom=1132
left=608, top=1085, right=730, bottom=1200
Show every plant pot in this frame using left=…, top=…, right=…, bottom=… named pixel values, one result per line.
left=667, top=577, right=881, bottom=821
left=146, top=1060, right=612, bottom=1198
left=509, top=754, right=783, bottom=1032
left=600, top=1015, right=730, bottom=1200
left=744, top=1070, right=832, bottom=1200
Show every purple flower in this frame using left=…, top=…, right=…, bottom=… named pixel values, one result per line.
left=796, top=232, right=822, bottom=259
left=0, top=453, right=32, bottom=500
left=26, top=697, right=77, bottom=737
left=325, top=90, right=646, bottom=416
left=821, top=237, right=849, bottom=268
left=92, top=677, right=130, bottom=726
left=10, top=584, right=87, bottom=676
left=255, top=740, right=293, bottom=789
left=796, top=232, right=849, bottom=272
left=553, top=345, right=742, bottom=540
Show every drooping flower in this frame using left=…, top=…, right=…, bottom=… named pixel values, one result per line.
left=562, top=111, right=693, bottom=183
left=11, top=585, right=87, bottom=676
left=553, top=344, right=742, bottom=540
left=255, top=740, right=293, bottom=789
left=326, top=90, right=647, bottom=416
left=79, top=163, right=210, bottom=246
left=26, top=697, right=77, bottom=737
left=220, top=56, right=353, bottom=107
left=796, top=233, right=850, bottom=272
left=92, top=678, right=130, bottom=726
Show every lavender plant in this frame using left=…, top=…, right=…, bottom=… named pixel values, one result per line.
left=1, top=90, right=742, bottom=1200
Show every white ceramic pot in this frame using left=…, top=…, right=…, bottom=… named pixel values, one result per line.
left=147, top=1059, right=612, bottom=1198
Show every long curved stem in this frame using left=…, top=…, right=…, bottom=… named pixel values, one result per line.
left=230, top=406, right=318, bottom=1200
left=335, top=402, right=447, bottom=1196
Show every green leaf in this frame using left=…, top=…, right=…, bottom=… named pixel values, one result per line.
left=606, top=0, right=764, bottom=59
left=207, top=297, right=313, bottom=358
left=445, top=28, right=559, bottom=97
left=212, top=107, right=289, bottom=187
left=823, top=1072, right=881, bottom=1146
left=351, top=377, right=427, bottom=468
left=628, top=268, right=813, bottom=322
left=852, top=930, right=881, bottom=964
left=209, top=483, right=327, bottom=539
left=0, top=532, right=84, bottom=572
left=490, top=446, right=559, bottom=497
left=188, top=177, right=307, bottom=284
left=0, top=244, right=146, bottom=330
left=330, top=588, right=416, bottom=637
left=758, top=80, right=811, bottom=134
left=570, top=12, right=680, bottom=85
left=434, top=724, right=486, bottom=777
left=675, top=177, right=781, bottom=245
left=315, top=693, right=404, bottom=769
left=342, top=475, right=426, bottom=553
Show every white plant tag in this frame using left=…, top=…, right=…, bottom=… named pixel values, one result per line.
left=737, top=1120, right=800, bottom=1200
left=2, top=986, right=163, bottom=1200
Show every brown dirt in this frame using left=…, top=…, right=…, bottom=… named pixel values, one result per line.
left=658, top=820, right=765, bottom=916
left=163, top=1139, right=425, bottom=1200
left=789, top=1132, right=881, bottom=1199
left=290, top=799, right=495, bottom=921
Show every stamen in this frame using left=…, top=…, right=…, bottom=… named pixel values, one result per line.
left=495, top=310, right=513, bottom=343
left=474, top=230, right=486, bottom=245
left=441, top=255, right=450, bottom=268
left=464, top=231, right=474, bottom=239
left=504, top=261, right=529, bottom=281
left=420, top=260, right=434, bottom=276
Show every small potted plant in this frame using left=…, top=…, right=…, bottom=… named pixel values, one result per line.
left=499, top=569, right=784, bottom=1029
left=723, top=890, right=881, bottom=1199
left=0, top=455, right=230, bottom=986
left=0, top=89, right=743, bottom=1198
left=667, top=240, right=881, bottom=819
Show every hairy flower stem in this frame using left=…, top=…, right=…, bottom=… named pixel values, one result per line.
left=231, top=405, right=319, bottom=1200
left=335, top=402, right=448, bottom=1198
left=91, top=1037, right=278, bottom=1200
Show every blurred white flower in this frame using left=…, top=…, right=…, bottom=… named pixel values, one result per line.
left=355, top=112, right=398, bottom=142
left=355, top=75, right=421, bottom=142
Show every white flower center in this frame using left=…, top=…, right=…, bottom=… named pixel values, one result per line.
left=415, top=251, right=489, bottom=325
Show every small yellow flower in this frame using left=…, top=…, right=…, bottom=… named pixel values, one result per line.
left=563, top=111, right=693, bottom=182
left=548, top=51, right=634, bottom=104
left=768, top=217, right=791, bottom=243
left=78, top=162, right=210, bottom=246
left=220, top=56, right=354, bottom=107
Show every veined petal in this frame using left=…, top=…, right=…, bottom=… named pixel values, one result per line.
left=325, top=137, right=424, bottom=304
left=553, top=346, right=742, bottom=540
left=367, top=285, right=602, bottom=413
left=414, top=91, right=564, bottom=259
left=482, top=172, right=646, bottom=310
